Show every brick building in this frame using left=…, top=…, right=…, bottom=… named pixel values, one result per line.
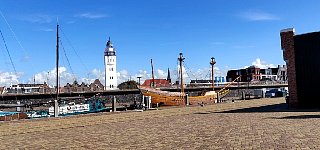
left=280, top=28, right=320, bottom=108
left=226, top=65, right=287, bottom=83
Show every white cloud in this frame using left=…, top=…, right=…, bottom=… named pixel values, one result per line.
left=30, top=67, right=76, bottom=87
left=76, top=13, right=107, bottom=19
left=0, top=66, right=228, bottom=88
left=242, top=58, right=276, bottom=69
left=239, top=10, right=279, bottom=21
left=156, top=69, right=166, bottom=78
left=0, top=71, right=23, bottom=87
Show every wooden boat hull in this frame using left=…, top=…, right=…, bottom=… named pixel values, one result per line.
left=142, top=91, right=217, bottom=106
left=0, top=112, right=28, bottom=121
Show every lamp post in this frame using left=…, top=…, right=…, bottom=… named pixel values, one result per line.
left=210, top=57, right=216, bottom=92
left=137, top=76, right=142, bottom=88
left=237, top=71, right=240, bottom=97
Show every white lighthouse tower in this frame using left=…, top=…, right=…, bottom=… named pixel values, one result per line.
left=104, top=37, right=117, bottom=90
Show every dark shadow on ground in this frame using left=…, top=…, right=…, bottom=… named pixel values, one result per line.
left=271, top=115, right=320, bottom=119
left=194, top=102, right=320, bottom=115
left=218, top=103, right=290, bottom=113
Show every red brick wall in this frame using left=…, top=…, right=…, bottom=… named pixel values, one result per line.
left=280, top=29, right=298, bottom=108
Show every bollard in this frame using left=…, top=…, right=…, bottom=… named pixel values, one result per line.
left=144, top=96, right=151, bottom=110
left=16, top=101, right=21, bottom=112
left=148, top=96, right=152, bottom=109
left=112, top=96, right=116, bottom=112
left=241, top=91, right=245, bottom=100
left=217, top=93, right=220, bottom=103
left=262, top=90, right=265, bottom=98
left=142, top=96, right=145, bottom=109
left=185, top=94, right=189, bottom=105
left=54, top=100, right=59, bottom=117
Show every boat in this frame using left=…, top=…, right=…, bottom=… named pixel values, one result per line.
left=26, top=110, right=50, bottom=119
left=140, top=53, right=217, bottom=106
left=48, top=97, right=109, bottom=116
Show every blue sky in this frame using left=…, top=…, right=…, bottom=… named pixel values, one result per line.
left=0, top=0, right=320, bottom=86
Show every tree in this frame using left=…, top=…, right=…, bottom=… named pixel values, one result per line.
left=117, top=80, right=138, bottom=90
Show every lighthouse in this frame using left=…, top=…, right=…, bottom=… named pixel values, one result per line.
left=104, top=37, right=117, bottom=90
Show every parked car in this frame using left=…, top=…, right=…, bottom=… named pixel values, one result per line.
left=265, top=89, right=285, bottom=98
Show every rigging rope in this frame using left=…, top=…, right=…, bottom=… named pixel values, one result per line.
left=59, top=27, right=89, bottom=74
left=59, top=39, right=77, bottom=82
left=0, top=28, right=16, bottom=73
left=183, top=63, right=198, bottom=80
left=1, top=11, right=40, bottom=84
left=203, top=68, right=211, bottom=80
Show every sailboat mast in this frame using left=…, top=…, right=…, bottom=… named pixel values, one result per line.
left=54, top=23, right=59, bottom=117
left=178, top=53, right=185, bottom=95
left=56, top=24, right=59, bottom=100
left=151, top=59, right=155, bottom=88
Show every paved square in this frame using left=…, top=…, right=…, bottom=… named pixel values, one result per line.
left=1, top=97, right=320, bottom=149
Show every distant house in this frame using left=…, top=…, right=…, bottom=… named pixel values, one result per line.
left=89, top=79, right=104, bottom=91
left=6, top=83, right=50, bottom=94
left=260, top=68, right=276, bottom=81
left=142, top=79, right=171, bottom=88
left=61, top=81, right=89, bottom=93
left=226, top=65, right=287, bottom=83
left=226, top=66, right=260, bottom=82
left=276, top=65, right=287, bottom=82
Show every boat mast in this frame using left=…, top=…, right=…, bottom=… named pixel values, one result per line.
left=55, top=22, right=59, bottom=117
left=151, top=59, right=155, bottom=88
left=178, top=53, right=185, bottom=96
left=210, top=57, right=216, bottom=91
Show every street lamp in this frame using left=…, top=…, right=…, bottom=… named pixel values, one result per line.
left=210, top=57, right=216, bottom=92
left=137, top=76, right=142, bottom=88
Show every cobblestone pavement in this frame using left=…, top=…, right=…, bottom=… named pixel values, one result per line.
left=1, top=97, right=320, bottom=149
